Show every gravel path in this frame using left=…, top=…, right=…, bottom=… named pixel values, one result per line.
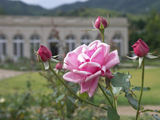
left=0, top=69, right=24, bottom=80
left=118, top=105, right=160, bottom=116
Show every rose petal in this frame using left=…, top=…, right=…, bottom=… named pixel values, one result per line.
left=88, top=40, right=101, bottom=48
left=63, top=45, right=87, bottom=70
left=78, top=53, right=90, bottom=63
left=86, top=40, right=101, bottom=57
left=80, top=77, right=99, bottom=97
left=85, top=70, right=101, bottom=82
left=88, top=77, right=99, bottom=97
left=79, top=62, right=101, bottom=73
left=103, top=50, right=120, bottom=70
left=63, top=72, right=86, bottom=83
left=91, top=43, right=110, bottom=65
left=73, top=69, right=91, bottom=75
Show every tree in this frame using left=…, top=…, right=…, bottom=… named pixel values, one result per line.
left=145, top=11, right=160, bottom=52
left=0, top=7, right=5, bottom=14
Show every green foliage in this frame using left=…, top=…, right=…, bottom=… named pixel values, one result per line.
left=1, top=68, right=160, bottom=105
left=125, top=93, right=138, bottom=110
left=110, top=72, right=139, bottom=110
left=107, top=107, right=120, bottom=120
left=0, top=68, right=159, bottom=119
left=1, top=0, right=160, bottom=17
left=145, top=11, right=160, bottom=52
left=77, top=91, right=89, bottom=99
left=129, top=11, right=160, bottom=53
left=0, top=0, right=47, bottom=16
left=111, top=73, right=131, bottom=90
left=51, top=8, right=121, bottom=17
left=128, top=18, right=147, bottom=51
left=132, top=86, right=151, bottom=91
left=0, top=58, right=41, bottom=71
left=0, top=7, right=5, bottom=14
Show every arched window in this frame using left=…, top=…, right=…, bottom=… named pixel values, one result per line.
left=112, top=33, right=123, bottom=56
left=66, top=34, right=75, bottom=52
left=81, top=34, right=91, bottom=45
left=48, top=35, right=59, bottom=56
left=30, top=34, right=40, bottom=58
left=0, top=34, right=7, bottom=59
left=13, top=34, right=24, bottom=58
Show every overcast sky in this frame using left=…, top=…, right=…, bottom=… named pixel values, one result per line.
left=19, top=0, right=87, bottom=9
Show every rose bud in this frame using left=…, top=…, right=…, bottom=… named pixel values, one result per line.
left=55, top=62, right=63, bottom=70
left=94, top=16, right=108, bottom=29
left=132, top=39, right=149, bottom=57
left=37, top=45, right=52, bottom=62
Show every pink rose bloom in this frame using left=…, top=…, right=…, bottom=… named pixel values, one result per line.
left=63, top=40, right=120, bottom=97
left=56, top=62, right=63, bottom=70
left=132, top=39, right=149, bottom=57
left=94, top=16, right=108, bottom=29
left=38, top=45, right=52, bottom=62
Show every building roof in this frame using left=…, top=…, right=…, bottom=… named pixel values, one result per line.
left=0, top=16, right=128, bottom=27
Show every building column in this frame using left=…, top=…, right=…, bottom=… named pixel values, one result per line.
left=124, top=27, right=128, bottom=56
left=24, top=36, right=30, bottom=59
left=7, top=34, right=13, bottom=59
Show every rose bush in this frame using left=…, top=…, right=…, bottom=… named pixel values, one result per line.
left=36, top=16, right=160, bottom=120
left=63, top=40, right=119, bottom=97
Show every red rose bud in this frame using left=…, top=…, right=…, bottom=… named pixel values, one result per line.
left=94, top=16, right=108, bottom=29
left=55, top=62, right=63, bottom=70
left=132, top=39, right=149, bottom=57
left=37, top=45, right=52, bottom=62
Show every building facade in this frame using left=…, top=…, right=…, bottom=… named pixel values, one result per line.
left=0, top=16, right=128, bottom=61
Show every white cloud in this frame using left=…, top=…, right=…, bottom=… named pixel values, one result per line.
left=19, top=0, right=87, bottom=9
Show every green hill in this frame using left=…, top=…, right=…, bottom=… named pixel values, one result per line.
left=53, top=0, right=160, bottom=14
left=0, top=0, right=160, bottom=16
left=0, top=0, right=47, bottom=15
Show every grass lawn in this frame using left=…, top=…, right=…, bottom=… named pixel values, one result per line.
left=95, top=68, right=160, bottom=105
left=0, top=72, right=51, bottom=95
left=0, top=68, right=160, bottom=105
left=118, top=68, right=160, bottom=105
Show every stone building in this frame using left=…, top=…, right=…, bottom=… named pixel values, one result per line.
left=0, top=16, right=128, bottom=61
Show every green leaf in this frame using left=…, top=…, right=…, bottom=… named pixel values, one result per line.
left=105, top=85, right=122, bottom=96
left=107, top=107, right=120, bottom=120
left=153, top=114, right=160, bottom=120
left=77, top=91, right=89, bottom=99
left=125, top=93, right=139, bottom=110
left=100, top=22, right=104, bottom=29
left=56, top=94, right=65, bottom=103
left=111, top=72, right=131, bottom=90
left=132, top=86, right=151, bottom=91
